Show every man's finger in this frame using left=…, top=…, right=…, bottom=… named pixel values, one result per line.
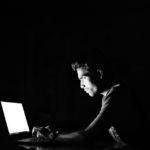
left=32, top=127, right=37, bottom=136
left=32, top=126, right=44, bottom=137
left=48, top=132, right=54, bottom=140
left=36, top=131, right=47, bottom=141
left=45, top=126, right=52, bottom=132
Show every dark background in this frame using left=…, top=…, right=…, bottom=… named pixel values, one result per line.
left=0, top=1, right=149, bottom=131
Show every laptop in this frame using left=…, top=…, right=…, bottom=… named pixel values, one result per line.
left=0, top=101, right=51, bottom=145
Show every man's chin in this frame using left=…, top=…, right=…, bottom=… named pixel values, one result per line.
left=87, top=92, right=94, bottom=97
left=84, top=90, right=95, bottom=97
left=88, top=91, right=99, bottom=97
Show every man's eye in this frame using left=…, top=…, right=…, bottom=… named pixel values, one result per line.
left=82, top=76, right=87, bottom=79
left=80, top=76, right=88, bottom=80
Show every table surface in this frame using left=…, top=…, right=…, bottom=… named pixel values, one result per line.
left=0, top=139, right=140, bottom=150
left=19, top=144, right=96, bottom=150
left=0, top=140, right=112, bottom=150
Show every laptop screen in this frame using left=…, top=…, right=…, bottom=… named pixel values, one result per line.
left=1, top=101, right=30, bottom=135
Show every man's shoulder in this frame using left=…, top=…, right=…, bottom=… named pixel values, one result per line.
left=109, top=82, right=133, bottom=95
left=109, top=83, right=120, bottom=95
left=101, top=84, right=120, bottom=107
left=105, top=83, right=121, bottom=99
left=105, top=82, right=135, bottom=103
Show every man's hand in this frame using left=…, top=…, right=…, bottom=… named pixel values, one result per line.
left=32, top=126, right=52, bottom=141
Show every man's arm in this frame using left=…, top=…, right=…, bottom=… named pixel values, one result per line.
left=55, top=96, right=111, bottom=143
left=85, top=96, right=110, bottom=134
left=55, top=131, right=84, bottom=143
left=34, top=96, right=111, bottom=143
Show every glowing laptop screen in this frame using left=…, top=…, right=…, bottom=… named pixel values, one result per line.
left=1, top=101, right=30, bottom=134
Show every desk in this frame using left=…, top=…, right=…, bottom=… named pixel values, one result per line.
left=1, top=139, right=138, bottom=150
left=18, top=143, right=141, bottom=150
left=19, top=144, right=95, bottom=150
left=18, top=141, right=116, bottom=150
left=1, top=141, right=98, bottom=150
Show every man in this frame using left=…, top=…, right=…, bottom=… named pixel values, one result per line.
left=33, top=49, right=145, bottom=149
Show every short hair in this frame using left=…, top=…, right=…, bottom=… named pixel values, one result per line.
left=71, top=47, right=114, bottom=86
left=71, top=47, right=109, bottom=73
left=72, top=62, right=89, bottom=72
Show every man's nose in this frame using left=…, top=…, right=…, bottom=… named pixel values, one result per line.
left=80, top=81, right=85, bottom=89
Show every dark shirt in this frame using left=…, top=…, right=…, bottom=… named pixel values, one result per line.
left=83, top=83, right=145, bottom=147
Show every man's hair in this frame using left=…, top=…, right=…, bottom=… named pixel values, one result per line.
left=71, top=47, right=115, bottom=86
left=72, top=62, right=89, bottom=72
left=71, top=47, right=109, bottom=73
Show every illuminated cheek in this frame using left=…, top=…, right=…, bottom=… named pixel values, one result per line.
left=85, top=81, right=92, bottom=88
left=90, top=84, right=98, bottom=93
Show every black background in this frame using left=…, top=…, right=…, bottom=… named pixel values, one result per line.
left=0, top=1, right=149, bottom=131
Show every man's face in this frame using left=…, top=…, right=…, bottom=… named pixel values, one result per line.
left=77, top=68, right=98, bottom=97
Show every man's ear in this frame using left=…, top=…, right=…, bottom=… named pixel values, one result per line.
left=97, top=69, right=103, bottom=79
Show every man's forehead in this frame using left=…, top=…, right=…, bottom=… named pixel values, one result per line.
left=77, top=68, right=89, bottom=79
